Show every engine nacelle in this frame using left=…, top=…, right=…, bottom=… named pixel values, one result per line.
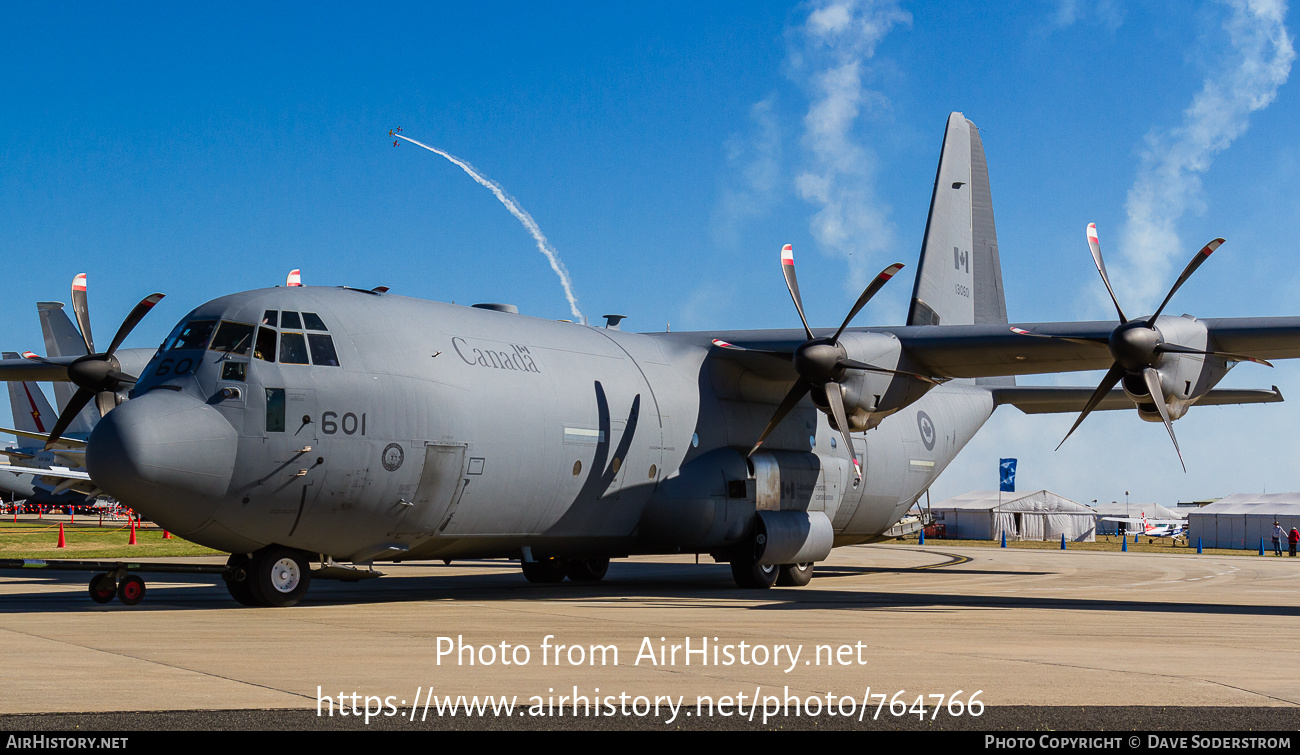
left=1119, top=314, right=1236, bottom=422
left=824, top=331, right=935, bottom=431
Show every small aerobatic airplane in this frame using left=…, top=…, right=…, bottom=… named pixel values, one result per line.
left=1101, top=513, right=1188, bottom=539
left=1, top=112, right=1295, bottom=607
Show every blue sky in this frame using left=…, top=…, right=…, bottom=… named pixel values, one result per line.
left=3, top=1, right=1299, bottom=508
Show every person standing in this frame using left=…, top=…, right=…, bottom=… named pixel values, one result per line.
left=1274, top=522, right=1285, bottom=556
left=1290, top=526, right=1299, bottom=558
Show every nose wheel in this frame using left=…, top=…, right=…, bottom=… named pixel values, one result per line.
left=86, top=571, right=147, bottom=605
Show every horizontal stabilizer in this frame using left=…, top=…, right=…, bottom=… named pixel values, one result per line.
left=992, top=385, right=1282, bottom=415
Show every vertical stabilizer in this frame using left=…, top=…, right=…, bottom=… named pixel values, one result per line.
left=908, top=113, right=973, bottom=327
left=907, top=113, right=1012, bottom=384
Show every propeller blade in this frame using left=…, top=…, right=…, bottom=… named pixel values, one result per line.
left=1009, top=326, right=1111, bottom=347
left=71, top=273, right=95, bottom=355
left=821, top=383, right=862, bottom=480
left=780, top=244, right=815, bottom=341
left=831, top=263, right=905, bottom=343
left=1087, top=223, right=1128, bottom=325
left=1155, top=343, right=1273, bottom=367
left=837, top=357, right=941, bottom=384
left=44, top=388, right=94, bottom=450
left=104, top=293, right=165, bottom=356
left=1056, top=363, right=1126, bottom=451
left=1141, top=367, right=1185, bottom=472
left=710, top=339, right=794, bottom=360
left=94, top=390, right=117, bottom=419
left=749, top=380, right=811, bottom=457
left=1148, top=238, right=1224, bottom=324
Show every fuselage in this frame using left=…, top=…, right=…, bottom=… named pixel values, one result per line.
left=86, top=287, right=996, bottom=563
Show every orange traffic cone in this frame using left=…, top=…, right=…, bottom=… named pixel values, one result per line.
left=163, top=530, right=173, bottom=539
left=129, top=519, right=137, bottom=545
left=57, top=523, right=66, bottom=549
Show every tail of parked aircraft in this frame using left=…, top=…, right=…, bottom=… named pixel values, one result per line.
left=2, top=352, right=58, bottom=438
left=907, top=112, right=1012, bottom=386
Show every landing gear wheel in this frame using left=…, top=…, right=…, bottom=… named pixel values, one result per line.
left=223, top=553, right=258, bottom=606
left=564, top=557, right=609, bottom=582
left=88, top=573, right=116, bottom=604
left=521, top=557, right=567, bottom=583
left=776, top=562, right=814, bottom=587
left=116, top=575, right=145, bottom=606
left=730, top=556, right=778, bottom=589
left=247, top=546, right=311, bottom=607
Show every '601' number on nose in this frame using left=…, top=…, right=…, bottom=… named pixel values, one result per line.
left=321, top=411, right=366, bottom=435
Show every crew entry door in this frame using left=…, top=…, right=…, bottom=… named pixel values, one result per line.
left=389, top=443, right=468, bottom=536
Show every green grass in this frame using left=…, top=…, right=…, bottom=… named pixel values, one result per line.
left=886, top=534, right=1278, bottom=558
left=0, top=518, right=223, bottom=560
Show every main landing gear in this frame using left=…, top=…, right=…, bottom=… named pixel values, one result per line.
left=223, top=546, right=312, bottom=607
left=520, top=556, right=611, bottom=584
left=728, top=534, right=816, bottom=590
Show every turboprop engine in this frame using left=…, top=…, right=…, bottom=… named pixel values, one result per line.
left=711, top=244, right=940, bottom=479
left=1013, top=223, right=1272, bottom=469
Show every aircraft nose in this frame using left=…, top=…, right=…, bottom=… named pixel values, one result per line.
left=87, top=390, right=238, bottom=534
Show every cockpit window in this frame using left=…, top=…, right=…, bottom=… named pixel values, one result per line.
left=262, top=310, right=278, bottom=327
left=168, top=320, right=217, bottom=351
left=307, top=334, right=340, bottom=366
left=209, top=322, right=254, bottom=355
left=281, top=311, right=302, bottom=329
left=280, top=332, right=309, bottom=364
left=254, top=327, right=277, bottom=362
left=302, top=312, right=328, bottom=331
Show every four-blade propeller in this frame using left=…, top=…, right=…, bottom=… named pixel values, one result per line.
left=1012, top=223, right=1271, bottom=471
left=21, top=274, right=164, bottom=449
left=712, top=244, right=933, bottom=480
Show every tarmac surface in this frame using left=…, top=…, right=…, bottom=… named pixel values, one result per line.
left=1, top=543, right=1297, bottom=730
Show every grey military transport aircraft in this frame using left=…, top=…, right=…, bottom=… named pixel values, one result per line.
left=2, top=112, right=1296, bottom=607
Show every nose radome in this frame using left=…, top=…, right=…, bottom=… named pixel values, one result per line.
left=87, top=390, right=238, bottom=534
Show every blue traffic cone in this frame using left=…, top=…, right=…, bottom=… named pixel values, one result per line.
left=1060, top=533, right=1066, bottom=550
left=1197, top=537, right=1203, bottom=554
left=919, top=528, right=925, bottom=545
left=1001, top=530, right=1007, bottom=548
left=1122, top=535, right=1127, bottom=552
left=1259, top=538, right=1265, bottom=556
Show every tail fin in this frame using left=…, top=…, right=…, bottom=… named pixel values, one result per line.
left=2, top=352, right=57, bottom=437
left=907, top=113, right=1012, bottom=386
left=907, top=113, right=1009, bottom=328
left=36, top=301, right=97, bottom=434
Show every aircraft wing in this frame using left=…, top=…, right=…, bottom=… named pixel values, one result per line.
left=0, top=355, right=79, bottom=381
left=0, top=463, right=90, bottom=482
left=1099, top=517, right=1185, bottom=525
left=890, top=317, right=1300, bottom=378
left=0, top=427, right=86, bottom=450
left=992, top=385, right=1283, bottom=414
left=0, top=463, right=96, bottom=497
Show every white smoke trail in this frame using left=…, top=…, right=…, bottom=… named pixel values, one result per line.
left=1117, top=0, right=1294, bottom=308
left=786, top=0, right=910, bottom=289
left=395, top=134, right=585, bottom=324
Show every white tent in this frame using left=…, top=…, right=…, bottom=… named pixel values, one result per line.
left=1090, top=502, right=1185, bottom=535
left=930, top=490, right=1096, bottom=542
left=1188, top=494, right=1300, bottom=550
